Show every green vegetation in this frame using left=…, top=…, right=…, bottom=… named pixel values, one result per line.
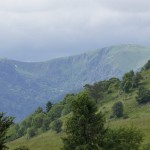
left=0, top=113, right=13, bottom=149
left=103, top=127, right=143, bottom=150
left=46, top=101, right=53, bottom=113
left=6, top=60, right=150, bottom=149
left=14, top=146, right=29, bottom=150
left=121, top=70, right=142, bottom=93
left=51, top=119, right=63, bottom=133
left=136, top=86, right=150, bottom=104
left=143, top=60, right=150, bottom=70
left=112, top=101, right=124, bottom=118
left=62, top=92, right=106, bottom=150
left=62, top=93, right=143, bottom=150
left=1, top=45, right=150, bottom=121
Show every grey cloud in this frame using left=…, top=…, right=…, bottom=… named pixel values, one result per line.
left=0, top=0, right=150, bottom=61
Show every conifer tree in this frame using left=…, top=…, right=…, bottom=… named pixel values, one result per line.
left=0, top=113, right=13, bottom=149
left=62, top=92, right=106, bottom=150
left=46, top=101, right=52, bottom=113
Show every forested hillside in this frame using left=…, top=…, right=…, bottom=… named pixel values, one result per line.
left=1, top=44, right=150, bottom=121
left=7, top=60, right=150, bottom=150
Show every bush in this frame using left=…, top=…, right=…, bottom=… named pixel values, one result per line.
left=104, top=127, right=143, bottom=150
left=112, top=101, right=124, bottom=118
left=31, top=113, right=45, bottom=128
left=136, top=86, right=150, bottom=104
left=27, top=127, right=36, bottom=138
left=51, top=119, right=63, bottom=133
left=48, top=104, right=64, bottom=121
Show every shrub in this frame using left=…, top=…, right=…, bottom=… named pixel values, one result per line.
left=27, top=127, right=36, bottom=138
left=51, top=119, right=63, bottom=133
left=112, top=101, right=124, bottom=118
left=136, top=86, right=150, bottom=104
left=104, top=127, right=143, bottom=150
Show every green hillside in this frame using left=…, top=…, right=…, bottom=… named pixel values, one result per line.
left=7, top=62, right=150, bottom=150
left=1, top=44, right=150, bottom=121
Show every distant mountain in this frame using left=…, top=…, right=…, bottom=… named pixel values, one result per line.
left=1, top=44, right=150, bottom=121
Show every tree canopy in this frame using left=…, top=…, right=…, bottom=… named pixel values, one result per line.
left=62, top=92, right=143, bottom=150
left=62, top=92, right=107, bottom=150
left=0, top=112, right=13, bottom=149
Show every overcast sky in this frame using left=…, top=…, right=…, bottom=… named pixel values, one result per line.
left=0, top=0, right=150, bottom=61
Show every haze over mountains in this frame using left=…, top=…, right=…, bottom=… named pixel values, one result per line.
left=1, top=44, right=150, bottom=121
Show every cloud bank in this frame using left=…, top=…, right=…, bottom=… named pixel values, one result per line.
left=0, top=0, right=150, bottom=61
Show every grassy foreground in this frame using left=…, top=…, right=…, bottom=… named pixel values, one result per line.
left=8, top=131, right=63, bottom=150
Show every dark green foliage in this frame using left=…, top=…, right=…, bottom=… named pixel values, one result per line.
left=124, top=80, right=132, bottom=93
left=47, top=104, right=64, bottom=121
left=132, top=72, right=143, bottom=88
left=62, top=92, right=106, bottom=150
left=103, top=127, right=143, bottom=150
left=121, top=70, right=135, bottom=93
left=143, top=60, right=150, bottom=70
left=51, top=119, right=63, bottom=133
left=46, top=101, right=52, bottom=113
left=121, top=70, right=142, bottom=93
left=14, top=146, right=29, bottom=150
left=61, top=94, right=76, bottom=116
left=136, top=86, right=150, bottom=104
left=41, top=117, right=50, bottom=132
left=112, top=101, right=124, bottom=118
left=35, top=107, right=43, bottom=114
left=62, top=93, right=143, bottom=150
left=84, top=83, right=104, bottom=103
left=9, top=103, right=64, bottom=140
left=84, top=78, right=120, bottom=103
left=27, top=127, right=36, bottom=138
left=0, top=112, right=13, bottom=150
left=32, top=113, right=45, bottom=128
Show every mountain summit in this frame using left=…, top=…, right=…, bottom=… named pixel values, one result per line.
left=1, top=44, right=150, bottom=121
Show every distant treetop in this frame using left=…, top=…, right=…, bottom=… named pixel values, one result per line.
left=143, top=60, right=150, bottom=70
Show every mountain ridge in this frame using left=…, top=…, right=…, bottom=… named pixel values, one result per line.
left=1, top=44, right=150, bottom=121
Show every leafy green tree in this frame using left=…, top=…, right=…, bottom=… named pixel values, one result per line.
left=41, top=117, right=51, bottom=132
left=35, top=107, right=43, bottom=114
left=27, top=127, right=36, bottom=138
left=112, top=101, right=124, bottom=118
left=0, top=112, right=13, bottom=150
left=51, top=119, right=63, bottom=133
left=62, top=92, right=106, bottom=150
left=61, top=94, right=76, bottom=116
left=46, top=101, right=52, bottom=113
left=84, top=82, right=105, bottom=103
left=124, top=80, right=132, bottom=93
left=103, top=127, right=143, bottom=150
left=136, top=86, right=150, bottom=104
left=48, top=104, right=64, bottom=121
left=132, top=72, right=142, bottom=88
left=121, top=70, right=140, bottom=93
left=143, top=60, right=150, bottom=70
left=32, top=113, right=45, bottom=128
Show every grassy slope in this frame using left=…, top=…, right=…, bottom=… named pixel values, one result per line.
left=8, top=70, right=150, bottom=150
